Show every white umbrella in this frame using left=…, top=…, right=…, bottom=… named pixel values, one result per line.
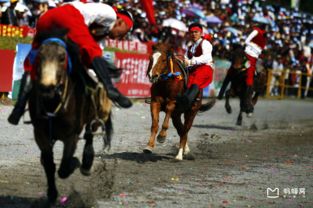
left=162, top=18, right=188, bottom=32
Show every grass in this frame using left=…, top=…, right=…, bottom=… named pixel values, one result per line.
left=0, top=37, right=32, bottom=50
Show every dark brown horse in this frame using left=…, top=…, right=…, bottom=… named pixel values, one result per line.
left=144, top=43, right=215, bottom=160
left=28, top=32, right=112, bottom=203
left=218, top=47, right=266, bottom=125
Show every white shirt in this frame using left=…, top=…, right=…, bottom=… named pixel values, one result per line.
left=245, top=30, right=262, bottom=58
left=185, top=38, right=214, bottom=67
left=68, top=2, right=116, bottom=31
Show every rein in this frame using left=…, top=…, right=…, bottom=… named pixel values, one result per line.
left=157, top=53, right=184, bottom=81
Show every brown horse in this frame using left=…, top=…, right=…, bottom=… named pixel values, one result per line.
left=218, top=47, right=266, bottom=125
left=144, top=43, right=215, bottom=160
left=28, top=31, right=112, bottom=203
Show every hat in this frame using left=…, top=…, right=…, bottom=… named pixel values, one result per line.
left=188, top=22, right=203, bottom=32
left=116, top=9, right=134, bottom=30
left=10, top=0, right=18, bottom=3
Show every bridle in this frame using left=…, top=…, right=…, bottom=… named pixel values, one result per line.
left=149, top=50, right=187, bottom=84
left=36, top=38, right=73, bottom=117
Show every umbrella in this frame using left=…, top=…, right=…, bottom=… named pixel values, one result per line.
left=224, top=27, right=241, bottom=35
left=162, top=18, right=188, bottom=32
left=252, top=16, right=271, bottom=25
left=182, top=7, right=205, bottom=19
left=205, top=15, right=222, bottom=24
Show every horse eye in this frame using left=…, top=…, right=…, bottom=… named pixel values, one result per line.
left=59, top=55, right=66, bottom=62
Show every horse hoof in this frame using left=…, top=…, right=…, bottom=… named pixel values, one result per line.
left=157, top=135, right=166, bottom=143
left=174, top=156, right=183, bottom=161
left=58, top=157, right=80, bottom=179
left=225, top=106, right=232, bottom=114
left=143, top=146, right=153, bottom=154
left=247, top=113, right=253, bottom=118
left=80, top=167, right=91, bottom=176
left=47, top=188, right=58, bottom=204
left=236, top=120, right=242, bottom=126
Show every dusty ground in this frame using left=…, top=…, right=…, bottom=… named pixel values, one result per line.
left=0, top=98, right=313, bottom=208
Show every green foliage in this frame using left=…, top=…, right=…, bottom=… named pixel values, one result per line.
left=0, top=37, right=32, bottom=50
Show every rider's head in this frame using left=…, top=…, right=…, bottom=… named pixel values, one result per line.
left=89, top=7, right=133, bottom=41
left=188, top=23, right=203, bottom=42
left=109, top=9, right=133, bottom=39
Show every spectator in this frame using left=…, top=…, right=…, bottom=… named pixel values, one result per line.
left=1, top=0, right=19, bottom=26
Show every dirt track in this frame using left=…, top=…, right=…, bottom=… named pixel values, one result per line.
left=0, top=99, right=313, bottom=208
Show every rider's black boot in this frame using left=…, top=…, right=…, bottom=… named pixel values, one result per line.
left=8, top=72, right=32, bottom=125
left=176, top=84, right=199, bottom=112
left=92, top=57, right=132, bottom=108
left=217, top=71, right=232, bottom=100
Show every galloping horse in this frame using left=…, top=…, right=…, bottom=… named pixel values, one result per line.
left=219, top=47, right=266, bottom=125
left=28, top=30, right=112, bottom=203
left=144, top=43, right=215, bottom=160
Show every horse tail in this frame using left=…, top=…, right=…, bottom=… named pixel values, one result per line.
left=103, top=111, right=113, bottom=150
left=199, top=97, right=216, bottom=112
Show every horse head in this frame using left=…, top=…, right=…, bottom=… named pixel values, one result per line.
left=147, top=43, right=180, bottom=83
left=36, top=38, right=71, bottom=101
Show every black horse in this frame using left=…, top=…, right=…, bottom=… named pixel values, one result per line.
left=218, top=47, right=266, bottom=125
left=28, top=30, right=113, bottom=204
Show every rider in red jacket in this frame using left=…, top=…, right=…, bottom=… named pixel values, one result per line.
left=218, top=23, right=267, bottom=114
left=176, top=23, right=214, bottom=112
left=8, top=2, right=134, bottom=125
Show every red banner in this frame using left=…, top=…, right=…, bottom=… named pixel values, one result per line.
left=114, top=52, right=151, bottom=97
left=104, top=39, right=152, bottom=54
left=0, top=50, right=15, bottom=92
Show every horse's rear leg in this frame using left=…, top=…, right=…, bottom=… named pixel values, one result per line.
left=58, top=135, right=80, bottom=179
left=252, top=92, right=259, bottom=105
left=144, top=101, right=161, bottom=153
left=237, top=110, right=243, bottom=126
left=81, top=125, right=94, bottom=176
left=225, top=90, right=232, bottom=114
left=157, top=101, right=175, bottom=143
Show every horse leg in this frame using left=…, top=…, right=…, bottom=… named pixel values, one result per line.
left=81, top=124, right=94, bottom=176
left=58, top=135, right=80, bottom=179
left=236, top=110, right=243, bottom=126
left=252, top=92, right=259, bottom=106
left=173, top=108, right=198, bottom=160
left=171, top=113, right=185, bottom=160
left=144, top=101, right=161, bottom=153
left=225, top=89, right=232, bottom=114
left=157, top=101, right=175, bottom=143
left=34, top=129, right=58, bottom=203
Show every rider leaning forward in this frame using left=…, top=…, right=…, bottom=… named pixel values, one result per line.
left=8, top=1, right=133, bottom=125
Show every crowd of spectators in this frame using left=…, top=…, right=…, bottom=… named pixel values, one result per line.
left=0, top=0, right=312, bottom=97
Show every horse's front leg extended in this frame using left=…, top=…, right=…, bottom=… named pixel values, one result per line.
left=41, top=150, right=58, bottom=203
left=173, top=107, right=198, bottom=160
left=157, top=100, right=175, bottom=143
left=35, top=128, right=58, bottom=203
left=225, top=89, right=232, bottom=114
left=144, top=101, right=161, bottom=153
left=58, top=135, right=80, bottom=179
left=81, top=124, right=94, bottom=176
